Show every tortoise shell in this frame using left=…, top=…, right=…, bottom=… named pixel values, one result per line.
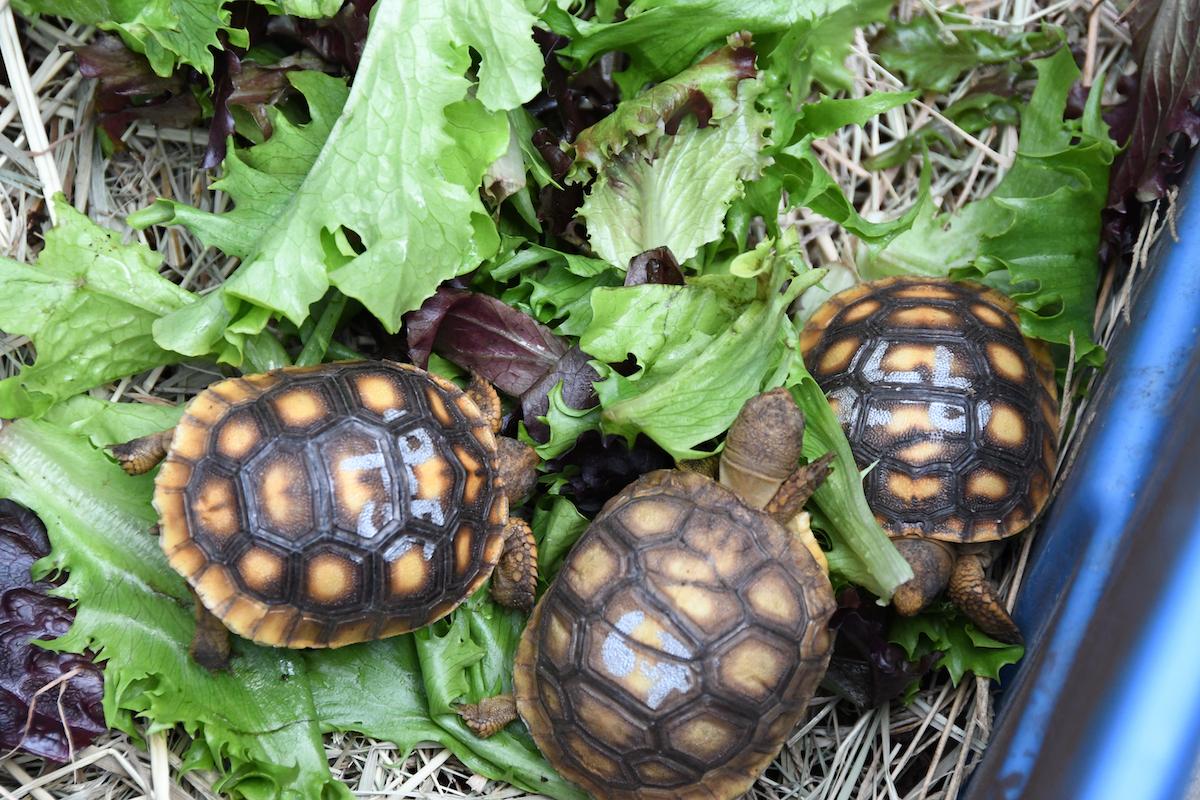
left=800, top=276, right=1059, bottom=543
left=153, top=362, right=507, bottom=648
left=514, top=469, right=834, bottom=800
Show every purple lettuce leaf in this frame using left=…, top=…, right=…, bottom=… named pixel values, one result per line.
left=0, top=500, right=106, bottom=763
left=624, top=246, right=685, bottom=286
left=823, top=587, right=939, bottom=708
left=545, top=432, right=674, bottom=516
left=1108, top=0, right=1200, bottom=205
left=405, top=288, right=568, bottom=397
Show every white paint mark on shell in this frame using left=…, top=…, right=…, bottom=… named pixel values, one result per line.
left=828, top=386, right=861, bottom=427
left=928, top=402, right=967, bottom=434
left=599, top=611, right=694, bottom=710
left=866, top=405, right=892, bottom=428
left=976, top=401, right=993, bottom=429
left=398, top=427, right=445, bottom=526
left=356, top=500, right=379, bottom=539
left=861, top=342, right=971, bottom=390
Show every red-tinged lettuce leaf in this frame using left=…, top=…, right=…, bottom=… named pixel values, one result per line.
left=0, top=500, right=106, bottom=762
left=624, top=246, right=686, bottom=286
left=405, top=288, right=568, bottom=396
left=822, top=587, right=938, bottom=708
left=74, top=35, right=201, bottom=143
left=520, top=346, right=600, bottom=443
left=264, top=0, right=375, bottom=73
left=1108, top=0, right=1200, bottom=204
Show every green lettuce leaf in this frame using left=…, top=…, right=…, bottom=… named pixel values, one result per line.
left=13, top=0, right=245, bottom=77
left=130, top=71, right=349, bottom=364
left=545, top=0, right=859, bottom=95
left=134, top=1, right=543, bottom=340
left=577, top=235, right=821, bottom=459
left=0, top=198, right=193, bottom=418
left=890, top=604, right=1024, bottom=685
left=573, top=42, right=770, bottom=269
left=861, top=48, right=1115, bottom=363
left=251, top=0, right=342, bottom=17
left=0, top=399, right=586, bottom=799
left=875, top=14, right=1062, bottom=93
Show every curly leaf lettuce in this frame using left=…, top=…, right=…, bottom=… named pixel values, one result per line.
left=576, top=235, right=821, bottom=459
left=14, top=0, right=245, bottom=77
left=0, top=199, right=193, bottom=418
left=861, top=48, right=1115, bottom=363
left=135, top=0, right=543, bottom=341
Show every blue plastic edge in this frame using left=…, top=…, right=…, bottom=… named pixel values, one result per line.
left=965, top=163, right=1200, bottom=798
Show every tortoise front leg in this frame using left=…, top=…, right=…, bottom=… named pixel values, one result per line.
left=457, top=694, right=518, bottom=738
left=188, top=586, right=231, bottom=671
left=109, top=428, right=176, bottom=475
left=466, top=372, right=502, bottom=434
left=490, top=518, right=538, bottom=612
left=948, top=546, right=1022, bottom=645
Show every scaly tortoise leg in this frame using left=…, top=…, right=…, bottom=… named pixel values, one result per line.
left=948, top=546, right=1022, bottom=645
left=490, top=518, right=538, bottom=612
left=764, top=452, right=834, bottom=523
left=188, top=586, right=232, bottom=671
left=457, top=694, right=518, bottom=738
left=109, top=428, right=176, bottom=476
left=466, top=372, right=502, bottom=434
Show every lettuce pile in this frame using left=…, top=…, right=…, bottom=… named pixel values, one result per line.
left=1, top=0, right=1117, bottom=796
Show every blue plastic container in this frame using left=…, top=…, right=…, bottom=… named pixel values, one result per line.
left=963, top=166, right=1200, bottom=798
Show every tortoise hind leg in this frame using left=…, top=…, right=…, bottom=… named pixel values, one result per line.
left=948, top=549, right=1023, bottom=645
left=490, top=519, right=538, bottom=612
left=109, top=428, right=176, bottom=475
left=188, top=587, right=231, bottom=671
left=457, top=694, right=517, bottom=738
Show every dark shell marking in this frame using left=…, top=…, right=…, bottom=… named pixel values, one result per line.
left=514, top=470, right=834, bottom=800
left=800, top=277, right=1058, bottom=543
left=154, top=362, right=505, bottom=648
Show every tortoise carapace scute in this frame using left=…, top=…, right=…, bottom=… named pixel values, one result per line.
left=799, top=276, right=1059, bottom=542
left=154, top=362, right=507, bottom=649
left=514, top=469, right=835, bottom=800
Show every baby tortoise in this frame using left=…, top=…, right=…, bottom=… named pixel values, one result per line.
left=111, top=361, right=539, bottom=669
left=801, top=276, right=1059, bottom=643
left=457, top=389, right=836, bottom=800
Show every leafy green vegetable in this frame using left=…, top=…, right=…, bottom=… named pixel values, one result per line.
left=576, top=48, right=771, bottom=268
left=545, top=0, right=851, bottom=96
left=861, top=48, right=1115, bottom=363
left=577, top=235, right=822, bottom=459
left=130, top=70, right=349, bottom=365
left=890, top=603, right=1024, bottom=685
left=0, top=398, right=586, bottom=799
left=569, top=40, right=766, bottom=270
left=0, top=198, right=192, bottom=418
left=252, top=0, right=342, bottom=17
left=14, top=0, right=245, bottom=77
left=530, top=495, right=589, bottom=581
left=136, top=1, right=543, bottom=340
left=875, top=15, right=1061, bottom=93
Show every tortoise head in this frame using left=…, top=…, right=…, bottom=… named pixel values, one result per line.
left=719, top=388, right=806, bottom=509
left=497, top=436, right=539, bottom=507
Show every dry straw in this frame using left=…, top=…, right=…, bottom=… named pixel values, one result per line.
left=0, top=0, right=1148, bottom=797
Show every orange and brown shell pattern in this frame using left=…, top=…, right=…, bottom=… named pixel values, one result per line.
left=153, top=362, right=507, bottom=648
left=514, top=469, right=834, bottom=800
left=800, top=276, right=1059, bottom=543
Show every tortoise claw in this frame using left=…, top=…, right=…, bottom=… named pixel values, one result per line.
left=457, top=694, right=518, bottom=738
